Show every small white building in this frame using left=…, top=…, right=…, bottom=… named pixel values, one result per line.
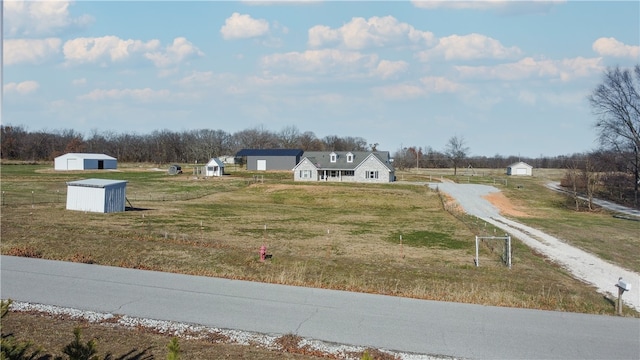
left=55, top=153, right=117, bottom=171
left=205, top=158, right=225, bottom=177
left=506, top=161, right=533, bottom=176
left=66, top=178, right=128, bottom=213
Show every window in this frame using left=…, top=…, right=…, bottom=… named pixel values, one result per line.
left=330, top=152, right=337, bottom=163
left=366, top=171, right=379, bottom=179
left=299, top=170, right=312, bottom=179
left=343, top=170, right=354, bottom=176
left=347, top=153, right=353, bottom=163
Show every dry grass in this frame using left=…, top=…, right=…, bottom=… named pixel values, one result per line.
left=0, top=165, right=635, bottom=315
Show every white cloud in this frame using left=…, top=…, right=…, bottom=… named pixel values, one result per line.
left=3, top=38, right=62, bottom=65
left=373, top=60, right=409, bottom=79
left=261, top=49, right=378, bottom=74
left=72, top=78, right=87, bottom=86
left=372, top=83, right=425, bottom=99
left=418, top=33, right=522, bottom=61
left=308, top=16, right=435, bottom=50
left=411, top=0, right=564, bottom=14
left=63, top=36, right=160, bottom=64
left=3, top=80, right=40, bottom=95
left=4, top=0, right=93, bottom=36
left=145, top=37, right=204, bottom=68
left=78, top=88, right=171, bottom=102
left=220, top=13, right=270, bottom=40
left=62, top=36, right=202, bottom=68
left=420, top=76, right=461, bottom=93
left=592, top=37, right=640, bottom=59
left=455, top=56, right=603, bottom=81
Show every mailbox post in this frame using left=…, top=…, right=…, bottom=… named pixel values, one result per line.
left=615, top=277, right=631, bottom=316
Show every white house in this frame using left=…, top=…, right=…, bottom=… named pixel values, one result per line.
left=55, top=153, right=117, bottom=171
left=66, top=178, right=128, bottom=213
left=205, top=158, right=225, bottom=177
left=506, top=161, right=533, bottom=176
left=293, top=151, right=395, bottom=183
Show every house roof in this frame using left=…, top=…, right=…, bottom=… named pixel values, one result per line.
left=236, top=149, right=303, bottom=157
left=507, top=161, right=533, bottom=168
left=56, top=153, right=117, bottom=160
left=207, top=158, right=225, bottom=166
left=66, top=178, right=128, bottom=188
left=297, top=151, right=394, bottom=171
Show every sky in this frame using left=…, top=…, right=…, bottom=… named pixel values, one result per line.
left=2, top=0, right=639, bottom=158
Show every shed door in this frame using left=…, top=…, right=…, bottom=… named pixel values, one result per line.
left=257, top=159, right=267, bottom=171
left=516, top=168, right=527, bottom=175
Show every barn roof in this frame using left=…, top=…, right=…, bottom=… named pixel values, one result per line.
left=56, top=153, right=117, bottom=160
left=236, top=149, right=303, bottom=157
left=66, top=178, right=128, bottom=188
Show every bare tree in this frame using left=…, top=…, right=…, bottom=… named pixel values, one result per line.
left=444, top=135, right=469, bottom=176
left=589, top=65, right=640, bottom=206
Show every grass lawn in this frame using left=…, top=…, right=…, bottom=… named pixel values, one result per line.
left=3, top=163, right=638, bottom=358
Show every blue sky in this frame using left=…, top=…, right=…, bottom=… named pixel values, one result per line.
left=3, top=1, right=639, bottom=157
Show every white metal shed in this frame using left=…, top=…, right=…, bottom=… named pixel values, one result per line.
left=55, top=153, right=117, bottom=171
left=506, top=161, right=533, bottom=176
left=205, top=158, right=225, bottom=177
left=66, top=179, right=128, bottom=213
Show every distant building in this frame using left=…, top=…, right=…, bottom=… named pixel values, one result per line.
left=205, top=158, right=225, bottom=177
left=235, top=149, right=303, bottom=171
left=506, top=161, right=533, bottom=176
left=66, top=178, right=128, bottom=213
left=293, top=151, right=395, bottom=183
left=54, top=153, right=117, bottom=171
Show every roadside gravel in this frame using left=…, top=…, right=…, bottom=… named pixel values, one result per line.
left=7, top=301, right=450, bottom=360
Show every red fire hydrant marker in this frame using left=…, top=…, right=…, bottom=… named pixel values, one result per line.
left=259, top=245, right=266, bottom=262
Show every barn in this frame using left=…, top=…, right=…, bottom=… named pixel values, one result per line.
left=55, top=153, right=117, bottom=171
left=235, top=149, right=303, bottom=171
left=66, top=178, right=128, bottom=213
left=205, top=158, right=225, bottom=177
left=506, top=161, right=533, bottom=176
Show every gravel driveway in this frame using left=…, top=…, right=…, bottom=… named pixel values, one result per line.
left=429, top=182, right=640, bottom=313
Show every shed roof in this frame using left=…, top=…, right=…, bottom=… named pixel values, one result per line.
left=507, top=161, right=533, bottom=168
left=236, top=149, right=303, bottom=157
left=207, top=158, right=225, bottom=166
left=66, top=178, right=128, bottom=188
left=56, top=153, right=117, bottom=160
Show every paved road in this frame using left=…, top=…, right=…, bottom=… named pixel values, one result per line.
left=2, top=256, right=639, bottom=359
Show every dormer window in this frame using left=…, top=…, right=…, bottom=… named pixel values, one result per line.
left=346, top=152, right=353, bottom=163
left=330, top=152, right=337, bottom=163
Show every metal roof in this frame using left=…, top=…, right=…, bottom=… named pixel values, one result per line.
left=236, top=149, right=303, bottom=157
left=66, top=178, right=128, bottom=188
left=56, top=153, right=117, bottom=160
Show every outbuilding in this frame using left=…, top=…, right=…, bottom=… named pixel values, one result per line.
left=205, top=158, right=225, bottom=177
left=235, top=149, right=303, bottom=171
left=55, top=153, right=117, bottom=171
left=506, top=161, right=533, bottom=176
left=66, top=178, right=128, bottom=213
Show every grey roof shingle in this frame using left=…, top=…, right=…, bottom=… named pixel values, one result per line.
left=301, top=151, right=394, bottom=170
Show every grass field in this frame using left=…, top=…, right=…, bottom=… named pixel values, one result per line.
left=1, top=162, right=638, bottom=358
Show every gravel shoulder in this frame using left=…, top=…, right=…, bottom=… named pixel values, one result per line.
left=429, top=182, right=640, bottom=313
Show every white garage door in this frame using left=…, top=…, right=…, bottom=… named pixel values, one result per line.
left=516, top=168, right=527, bottom=175
left=257, top=159, right=267, bottom=171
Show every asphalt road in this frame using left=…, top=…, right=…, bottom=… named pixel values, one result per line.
left=2, top=255, right=639, bottom=360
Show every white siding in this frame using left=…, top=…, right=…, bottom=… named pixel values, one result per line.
left=354, top=156, right=393, bottom=183
left=293, top=159, right=318, bottom=181
left=66, top=179, right=127, bottom=213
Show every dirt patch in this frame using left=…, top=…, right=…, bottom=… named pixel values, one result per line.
left=483, top=192, right=530, bottom=218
